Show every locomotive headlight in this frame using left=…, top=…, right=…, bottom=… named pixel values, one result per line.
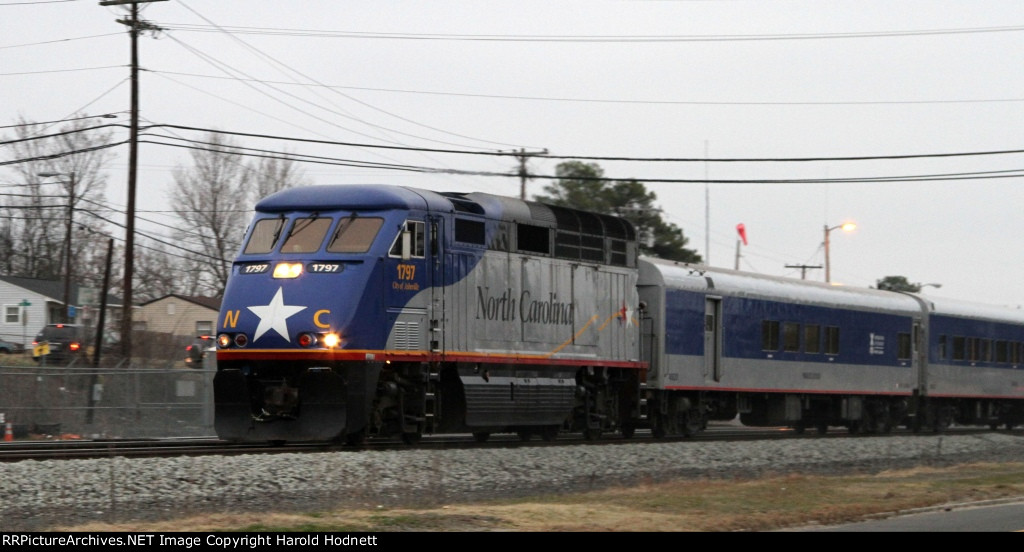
left=273, top=262, right=304, bottom=279
left=321, top=333, right=341, bottom=348
left=217, top=334, right=232, bottom=348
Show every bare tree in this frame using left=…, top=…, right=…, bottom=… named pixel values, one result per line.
left=166, top=133, right=309, bottom=296
left=130, top=240, right=191, bottom=302
left=165, top=133, right=250, bottom=296
left=248, top=152, right=308, bottom=199
left=2, top=115, right=114, bottom=281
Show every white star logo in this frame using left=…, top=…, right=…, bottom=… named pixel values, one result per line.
left=247, top=287, right=307, bottom=342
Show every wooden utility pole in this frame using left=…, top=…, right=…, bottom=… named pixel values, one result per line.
left=514, top=148, right=548, bottom=200
left=99, top=0, right=166, bottom=360
left=786, top=264, right=822, bottom=280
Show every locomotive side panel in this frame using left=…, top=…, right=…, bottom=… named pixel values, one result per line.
left=449, top=247, right=639, bottom=363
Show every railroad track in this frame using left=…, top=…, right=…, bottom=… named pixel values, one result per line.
left=0, top=424, right=1002, bottom=462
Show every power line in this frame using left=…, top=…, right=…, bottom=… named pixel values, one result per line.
left=9, top=120, right=1024, bottom=165
left=149, top=69, right=1024, bottom=108
left=0, top=32, right=123, bottom=49
left=137, top=123, right=1024, bottom=163
left=0, top=114, right=117, bottom=129
left=8, top=128, right=1024, bottom=186
left=173, top=2, right=529, bottom=151
left=158, top=23, right=1024, bottom=42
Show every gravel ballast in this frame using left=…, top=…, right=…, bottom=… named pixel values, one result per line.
left=2, top=432, right=1023, bottom=531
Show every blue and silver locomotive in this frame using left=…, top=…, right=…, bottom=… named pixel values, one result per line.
left=215, top=185, right=1024, bottom=444
left=214, top=185, right=645, bottom=444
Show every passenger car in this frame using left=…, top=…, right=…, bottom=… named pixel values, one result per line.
left=0, top=338, right=23, bottom=354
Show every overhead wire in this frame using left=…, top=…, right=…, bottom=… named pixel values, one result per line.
left=149, top=69, right=1024, bottom=108
left=8, top=122, right=1024, bottom=184
left=158, top=23, right=1024, bottom=42
left=177, top=1, right=526, bottom=152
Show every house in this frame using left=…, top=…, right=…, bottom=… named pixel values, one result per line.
left=0, top=275, right=122, bottom=347
left=135, top=294, right=222, bottom=340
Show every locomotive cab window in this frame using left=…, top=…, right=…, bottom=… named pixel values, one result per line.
left=389, top=220, right=425, bottom=259
left=281, top=216, right=332, bottom=253
left=327, top=216, right=384, bottom=253
left=244, top=217, right=286, bottom=254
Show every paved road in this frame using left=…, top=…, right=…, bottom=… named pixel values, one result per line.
left=792, top=499, right=1024, bottom=532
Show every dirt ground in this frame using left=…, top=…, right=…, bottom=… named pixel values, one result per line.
left=55, top=461, right=1024, bottom=532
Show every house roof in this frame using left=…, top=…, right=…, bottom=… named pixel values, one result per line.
left=0, top=275, right=122, bottom=307
left=139, top=294, right=222, bottom=312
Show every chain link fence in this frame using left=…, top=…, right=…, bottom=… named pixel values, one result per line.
left=0, top=354, right=215, bottom=440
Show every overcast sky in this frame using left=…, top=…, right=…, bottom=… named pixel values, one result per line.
left=3, top=0, right=1023, bottom=308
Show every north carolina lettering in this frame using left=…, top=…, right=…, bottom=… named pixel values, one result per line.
left=476, top=286, right=574, bottom=325
left=476, top=286, right=516, bottom=321
left=520, top=290, right=575, bottom=325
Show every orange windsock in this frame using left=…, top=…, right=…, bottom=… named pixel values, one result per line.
left=736, top=223, right=748, bottom=246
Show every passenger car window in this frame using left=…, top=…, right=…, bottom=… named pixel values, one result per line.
left=804, top=324, right=821, bottom=354
left=783, top=322, right=800, bottom=352
left=761, top=320, right=780, bottom=351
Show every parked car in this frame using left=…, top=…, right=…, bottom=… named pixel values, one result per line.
left=0, top=338, right=24, bottom=354
left=32, top=324, right=89, bottom=364
left=184, top=335, right=215, bottom=367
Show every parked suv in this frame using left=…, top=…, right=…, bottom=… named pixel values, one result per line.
left=32, top=324, right=89, bottom=364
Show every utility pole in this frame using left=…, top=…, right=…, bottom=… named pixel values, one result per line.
left=87, top=238, right=114, bottom=424
left=786, top=264, right=822, bottom=280
left=100, top=0, right=166, bottom=359
left=704, top=140, right=710, bottom=265
left=513, top=148, right=548, bottom=200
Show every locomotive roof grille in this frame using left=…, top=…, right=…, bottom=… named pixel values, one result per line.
left=521, top=201, right=635, bottom=240
left=525, top=201, right=558, bottom=225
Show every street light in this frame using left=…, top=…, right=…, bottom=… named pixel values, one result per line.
left=37, top=171, right=76, bottom=323
left=823, top=221, right=856, bottom=283
left=920, top=283, right=942, bottom=291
